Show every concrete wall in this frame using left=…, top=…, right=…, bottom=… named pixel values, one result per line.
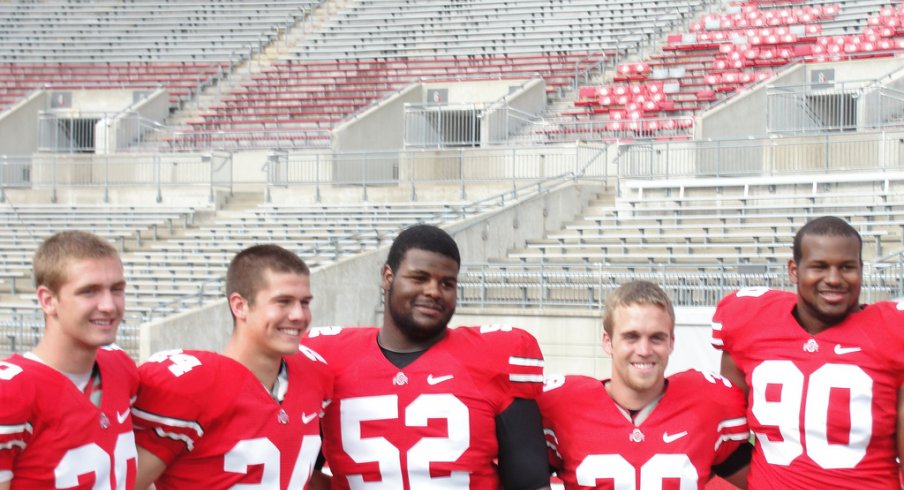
left=423, top=79, right=529, bottom=104
left=49, top=89, right=136, bottom=114
left=138, top=181, right=605, bottom=360
left=482, top=79, right=546, bottom=144
left=814, top=57, right=904, bottom=81
left=332, top=84, right=422, bottom=152
left=700, top=64, right=805, bottom=141
left=0, top=91, right=46, bottom=155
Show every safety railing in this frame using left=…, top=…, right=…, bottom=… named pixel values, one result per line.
left=616, top=131, right=904, bottom=179
left=264, top=143, right=607, bottom=202
left=768, top=77, right=904, bottom=134
left=0, top=152, right=231, bottom=203
left=458, top=260, right=903, bottom=310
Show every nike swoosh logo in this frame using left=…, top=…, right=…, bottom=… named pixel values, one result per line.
left=427, top=374, right=454, bottom=385
left=116, top=409, right=130, bottom=425
left=834, top=345, right=862, bottom=355
left=301, top=412, right=318, bottom=424
left=662, top=431, right=688, bottom=443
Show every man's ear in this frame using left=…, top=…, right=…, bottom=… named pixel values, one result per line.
left=36, top=285, right=57, bottom=318
left=602, top=330, right=613, bottom=356
left=228, top=292, right=249, bottom=321
left=381, top=264, right=394, bottom=291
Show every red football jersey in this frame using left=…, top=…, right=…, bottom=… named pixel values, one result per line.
left=300, top=325, right=545, bottom=489
left=132, top=348, right=332, bottom=489
left=538, top=370, right=749, bottom=489
left=0, top=347, right=139, bottom=490
left=712, top=288, right=904, bottom=489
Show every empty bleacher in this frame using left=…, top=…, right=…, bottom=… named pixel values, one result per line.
left=169, top=0, right=714, bottom=146
left=458, top=172, right=904, bottom=309
left=0, top=0, right=318, bottom=112
left=0, top=199, right=503, bottom=358
left=540, top=0, right=904, bottom=142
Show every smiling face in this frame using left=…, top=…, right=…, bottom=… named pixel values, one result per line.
left=38, top=256, right=126, bottom=351
left=789, top=233, right=862, bottom=334
left=381, top=248, right=458, bottom=351
left=603, top=302, right=674, bottom=409
left=231, top=270, right=313, bottom=357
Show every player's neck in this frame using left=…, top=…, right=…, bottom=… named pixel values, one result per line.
left=224, top=339, right=282, bottom=392
left=31, top=330, right=97, bottom=375
left=604, top=378, right=666, bottom=414
left=377, top=326, right=446, bottom=353
left=792, top=304, right=857, bottom=335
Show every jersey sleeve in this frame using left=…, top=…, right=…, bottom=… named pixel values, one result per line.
left=132, top=350, right=216, bottom=465
left=686, top=370, right=750, bottom=464
left=874, top=300, right=904, bottom=386
left=711, top=287, right=788, bottom=353
left=481, top=325, right=545, bottom=400
left=536, top=374, right=575, bottom=473
left=0, top=359, right=35, bottom=481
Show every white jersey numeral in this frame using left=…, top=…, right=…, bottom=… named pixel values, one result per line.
left=0, top=361, right=23, bottom=381
left=340, top=393, right=470, bottom=488
left=147, top=350, right=202, bottom=377
left=736, top=287, right=770, bottom=298
left=576, top=453, right=697, bottom=489
left=751, top=361, right=872, bottom=469
left=54, top=432, right=136, bottom=489
left=222, top=435, right=322, bottom=488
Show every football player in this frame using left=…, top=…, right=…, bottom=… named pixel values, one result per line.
left=132, top=244, right=332, bottom=489
left=0, top=230, right=137, bottom=489
left=539, top=280, right=751, bottom=489
left=302, top=224, right=551, bottom=489
left=713, top=216, right=904, bottom=488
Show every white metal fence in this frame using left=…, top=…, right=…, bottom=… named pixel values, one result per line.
left=617, top=131, right=904, bottom=179
left=459, top=258, right=904, bottom=309
left=0, top=152, right=232, bottom=203
left=768, top=79, right=904, bottom=134
left=264, top=144, right=609, bottom=201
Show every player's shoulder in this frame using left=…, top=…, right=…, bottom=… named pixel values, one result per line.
left=716, top=287, right=793, bottom=311
left=540, top=373, right=601, bottom=397
left=0, top=354, right=39, bottom=404
left=138, top=349, right=227, bottom=392
left=858, top=299, right=904, bottom=351
left=669, top=369, right=746, bottom=408
left=302, top=326, right=376, bottom=352
left=286, top=346, right=333, bottom=392
left=861, top=298, right=904, bottom=322
left=714, top=288, right=794, bottom=329
left=538, top=374, right=605, bottom=417
left=449, top=324, right=541, bottom=352
left=97, top=344, right=138, bottom=374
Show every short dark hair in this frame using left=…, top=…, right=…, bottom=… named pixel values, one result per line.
left=33, top=230, right=121, bottom=293
left=603, top=280, right=675, bottom=337
left=226, top=244, right=310, bottom=306
left=793, top=216, right=862, bottom=263
left=385, top=224, right=460, bottom=272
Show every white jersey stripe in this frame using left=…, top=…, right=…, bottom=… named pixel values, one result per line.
left=0, top=422, right=31, bottom=435
left=0, top=470, right=12, bottom=483
left=510, top=374, right=545, bottom=383
left=509, top=356, right=544, bottom=367
left=153, top=427, right=198, bottom=452
left=132, top=407, right=204, bottom=438
left=717, top=417, right=747, bottom=431
left=714, top=432, right=751, bottom=451
left=0, top=440, right=26, bottom=451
